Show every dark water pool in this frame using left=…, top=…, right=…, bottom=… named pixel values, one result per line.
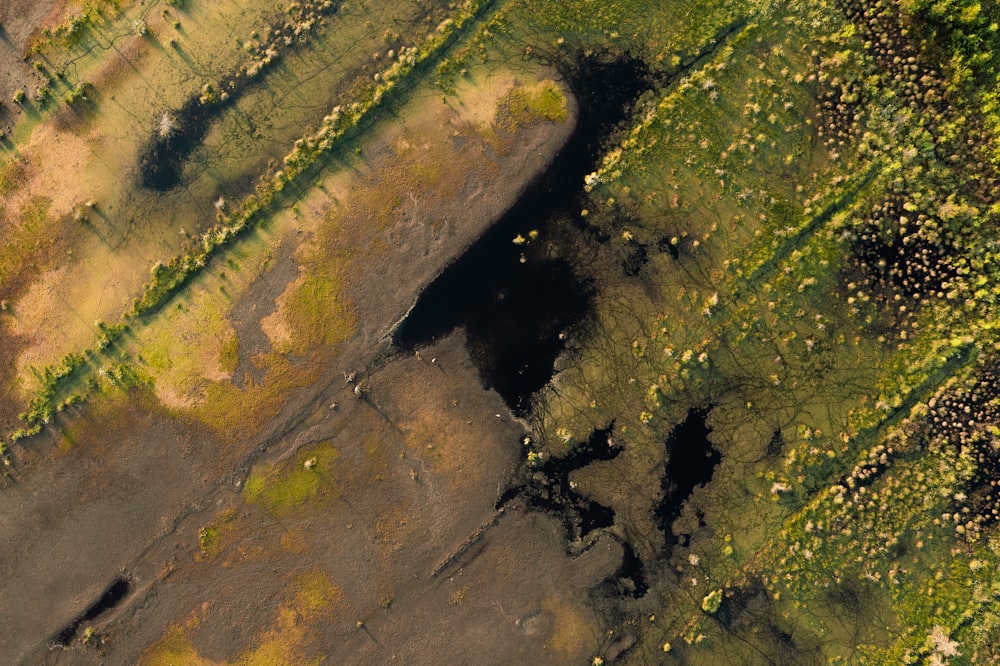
left=394, top=54, right=653, bottom=415
left=55, top=576, right=131, bottom=645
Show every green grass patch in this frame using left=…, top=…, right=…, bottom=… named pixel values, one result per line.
left=281, top=273, right=354, bottom=355
left=243, top=441, right=340, bottom=516
left=500, top=80, right=569, bottom=126
left=0, top=195, right=57, bottom=290
left=218, top=332, right=240, bottom=375
left=481, top=79, right=570, bottom=154
left=197, top=507, right=236, bottom=558
left=0, top=158, right=26, bottom=197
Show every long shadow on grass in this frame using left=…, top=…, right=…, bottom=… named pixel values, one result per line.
left=137, top=2, right=340, bottom=191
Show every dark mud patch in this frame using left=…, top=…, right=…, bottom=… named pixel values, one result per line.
left=393, top=54, right=653, bottom=414
left=657, top=235, right=681, bottom=259
left=621, top=241, right=649, bottom=276
left=139, top=93, right=229, bottom=191
left=655, top=407, right=721, bottom=551
left=716, top=581, right=770, bottom=630
left=765, top=428, right=784, bottom=458
left=55, top=576, right=130, bottom=645
left=498, top=424, right=622, bottom=543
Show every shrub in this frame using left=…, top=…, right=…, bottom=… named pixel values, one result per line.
left=63, top=82, right=88, bottom=105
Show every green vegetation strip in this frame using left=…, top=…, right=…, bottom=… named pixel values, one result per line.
left=3, top=0, right=499, bottom=449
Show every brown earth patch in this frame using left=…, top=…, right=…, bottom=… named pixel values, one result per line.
left=0, top=60, right=611, bottom=666
left=0, top=388, right=225, bottom=664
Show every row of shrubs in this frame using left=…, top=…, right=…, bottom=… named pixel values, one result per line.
left=4, top=0, right=494, bottom=449
left=129, top=0, right=491, bottom=319
left=11, top=352, right=87, bottom=442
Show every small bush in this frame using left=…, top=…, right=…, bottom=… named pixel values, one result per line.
left=63, top=82, right=88, bottom=105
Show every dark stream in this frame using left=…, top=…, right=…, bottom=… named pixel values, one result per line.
left=394, top=53, right=653, bottom=415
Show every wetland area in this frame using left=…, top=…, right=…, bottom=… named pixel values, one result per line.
left=4, top=0, right=1000, bottom=664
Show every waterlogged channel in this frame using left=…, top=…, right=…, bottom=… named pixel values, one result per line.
left=392, top=52, right=701, bottom=618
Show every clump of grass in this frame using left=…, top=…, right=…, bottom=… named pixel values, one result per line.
left=197, top=526, right=217, bottom=553
left=197, top=508, right=235, bottom=557
left=63, top=82, right=89, bottom=105
left=33, top=84, right=51, bottom=106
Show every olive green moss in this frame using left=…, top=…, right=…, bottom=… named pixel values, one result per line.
left=244, top=442, right=340, bottom=517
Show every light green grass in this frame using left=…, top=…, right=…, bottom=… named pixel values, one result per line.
left=244, top=441, right=340, bottom=517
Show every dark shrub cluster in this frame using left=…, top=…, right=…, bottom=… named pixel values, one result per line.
left=926, top=361, right=1000, bottom=537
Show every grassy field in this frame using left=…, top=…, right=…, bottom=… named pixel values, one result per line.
left=0, top=0, right=458, bottom=407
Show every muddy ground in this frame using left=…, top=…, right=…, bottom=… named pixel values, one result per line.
left=43, top=333, right=621, bottom=665
left=0, top=42, right=629, bottom=663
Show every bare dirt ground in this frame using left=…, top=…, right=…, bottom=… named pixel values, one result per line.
left=49, top=333, right=620, bottom=665
left=0, top=35, right=626, bottom=660
left=10, top=330, right=622, bottom=664
left=0, top=392, right=224, bottom=665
